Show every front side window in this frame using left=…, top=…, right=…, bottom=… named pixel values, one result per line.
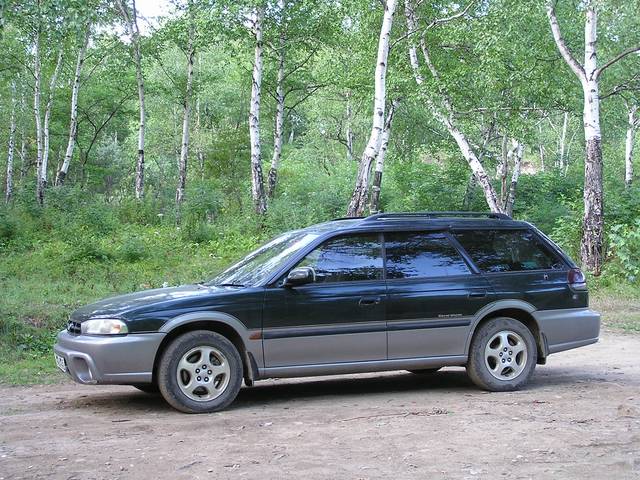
left=208, top=231, right=320, bottom=286
left=453, top=229, right=565, bottom=273
left=296, top=234, right=383, bottom=283
left=385, top=232, right=471, bottom=279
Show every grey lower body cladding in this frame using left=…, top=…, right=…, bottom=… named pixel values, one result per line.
left=53, top=308, right=599, bottom=386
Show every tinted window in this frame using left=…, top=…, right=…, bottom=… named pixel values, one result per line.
left=296, top=234, right=383, bottom=283
left=454, top=230, right=564, bottom=273
left=385, top=232, right=471, bottom=279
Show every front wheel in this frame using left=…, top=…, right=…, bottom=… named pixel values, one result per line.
left=466, top=317, right=537, bottom=392
left=157, top=330, right=243, bottom=413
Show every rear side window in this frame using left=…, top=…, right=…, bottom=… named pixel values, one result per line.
left=385, top=232, right=471, bottom=279
left=453, top=229, right=565, bottom=273
left=296, top=234, right=383, bottom=283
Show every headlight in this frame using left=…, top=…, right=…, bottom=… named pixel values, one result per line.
left=81, top=319, right=129, bottom=335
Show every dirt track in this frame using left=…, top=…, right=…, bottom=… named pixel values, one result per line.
left=1, top=331, right=639, bottom=480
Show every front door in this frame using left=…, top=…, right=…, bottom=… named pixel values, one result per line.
left=262, top=233, right=387, bottom=367
left=384, top=231, right=495, bottom=359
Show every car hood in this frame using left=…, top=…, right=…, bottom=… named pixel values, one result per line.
left=70, top=284, right=237, bottom=322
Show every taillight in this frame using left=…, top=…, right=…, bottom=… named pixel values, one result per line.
left=568, top=268, right=587, bottom=290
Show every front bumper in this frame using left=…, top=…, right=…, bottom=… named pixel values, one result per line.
left=53, top=330, right=165, bottom=385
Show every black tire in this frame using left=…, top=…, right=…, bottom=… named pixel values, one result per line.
left=407, top=367, right=441, bottom=374
left=466, top=317, right=537, bottom=392
left=157, top=330, right=243, bottom=413
left=133, top=383, right=160, bottom=394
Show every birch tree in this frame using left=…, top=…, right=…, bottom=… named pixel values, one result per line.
left=547, top=1, right=640, bottom=274
left=249, top=5, right=267, bottom=215
left=267, top=0, right=285, bottom=199
left=117, top=0, right=146, bottom=200
left=369, top=98, right=398, bottom=214
left=346, top=0, right=397, bottom=217
left=624, top=102, right=638, bottom=188
left=404, top=0, right=504, bottom=214
left=505, top=139, right=523, bottom=217
left=36, top=49, right=63, bottom=205
left=176, top=3, right=196, bottom=207
left=5, top=82, right=16, bottom=203
left=56, top=26, right=91, bottom=186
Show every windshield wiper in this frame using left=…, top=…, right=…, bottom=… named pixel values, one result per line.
left=215, top=283, right=246, bottom=288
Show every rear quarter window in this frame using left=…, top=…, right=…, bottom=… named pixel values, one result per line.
left=453, top=229, right=565, bottom=273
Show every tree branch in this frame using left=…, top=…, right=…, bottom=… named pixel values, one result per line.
left=596, top=45, right=640, bottom=79
left=546, top=4, right=585, bottom=82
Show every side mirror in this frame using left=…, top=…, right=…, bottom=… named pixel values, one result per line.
left=284, top=267, right=316, bottom=287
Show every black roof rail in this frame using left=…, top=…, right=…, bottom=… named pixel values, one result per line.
left=363, top=211, right=512, bottom=222
left=330, top=216, right=365, bottom=221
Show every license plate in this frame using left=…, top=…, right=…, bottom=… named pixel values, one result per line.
left=54, top=353, right=67, bottom=373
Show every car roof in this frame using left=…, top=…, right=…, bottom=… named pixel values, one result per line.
left=301, top=212, right=531, bottom=234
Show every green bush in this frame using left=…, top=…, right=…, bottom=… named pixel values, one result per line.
left=607, top=221, right=640, bottom=283
left=118, top=235, right=148, bottom=262
left=0, top=210, right=18, bottom=242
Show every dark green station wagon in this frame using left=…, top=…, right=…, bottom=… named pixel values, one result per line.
left=54, top=212, right=600, bottom=413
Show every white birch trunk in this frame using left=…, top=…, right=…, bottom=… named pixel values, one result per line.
left=33, top=29, right=43, bottom=198
left=195, top=56, right=204, bottom=180
left=369, top=98, right=398, bottom=214
left=5, top=82, right=16, bottom=203
left=56, top=27, right=90, bottom=186
left=548, top=2, right=604, bottom=274
left=268, top=0, right=286, bottom=199
left=405, top=0, right=503, bottom=214
left=505, top=140, right=523, bottom=217
left=497, top=135, right=508, bottom=206
left=347, top=0, right=397, bottom=217
left=117, top=0, right=146, bottom=200
left=38, top=50, right=63, bottom=205
left=176, top=13, right=195, bottom=207
left=624, top=104, right=637, bottom=188
left=249, top=5, right=267, bottom=214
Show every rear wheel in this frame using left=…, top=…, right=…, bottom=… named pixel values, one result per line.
left=157, top=330, right=243, bottom=413
left=466, top=317, right=537, bottom=392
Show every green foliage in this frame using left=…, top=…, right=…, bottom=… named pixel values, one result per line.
left=607, top=221, right=640, bottom=283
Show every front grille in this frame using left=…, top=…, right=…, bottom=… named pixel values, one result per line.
left=67, top=320, right=81, bottom=335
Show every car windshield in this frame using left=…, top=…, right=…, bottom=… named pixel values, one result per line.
left=206, top=231, right=320, bottom=287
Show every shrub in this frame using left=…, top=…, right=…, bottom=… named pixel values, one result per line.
left=607, top=221, right=640, bottom=283
left=118, top=235, right=148, bottom=262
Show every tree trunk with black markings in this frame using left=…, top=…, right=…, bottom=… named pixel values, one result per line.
left=249, top=5, right=267, bottom=214
left=56, top=27, right=90, bottom=186
left=347, top=0, right=397, bottom=217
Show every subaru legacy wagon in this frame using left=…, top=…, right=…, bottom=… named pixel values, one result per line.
left=54, top=212, right=600, bottom=413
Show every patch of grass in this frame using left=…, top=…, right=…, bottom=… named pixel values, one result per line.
left=591, top=291, right=640, bottom=333
left=0, top=348, right=62, bottom=385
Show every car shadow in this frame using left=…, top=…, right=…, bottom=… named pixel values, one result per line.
left=64, top=366, right=613, bottom=414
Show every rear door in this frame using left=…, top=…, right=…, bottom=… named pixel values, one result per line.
left=262, top=233, right=387, bottom=367
left=451, top=229, right=570, bottom=310
left=384, top=231, right=494, bottom=359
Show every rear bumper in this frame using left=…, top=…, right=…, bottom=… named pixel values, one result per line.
left=53, top=330, right=165, bottom=385
left=532, top=307, right=600, bottom=354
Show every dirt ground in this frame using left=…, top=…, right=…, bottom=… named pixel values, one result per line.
left=1, top=331, right=639, bottom=480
